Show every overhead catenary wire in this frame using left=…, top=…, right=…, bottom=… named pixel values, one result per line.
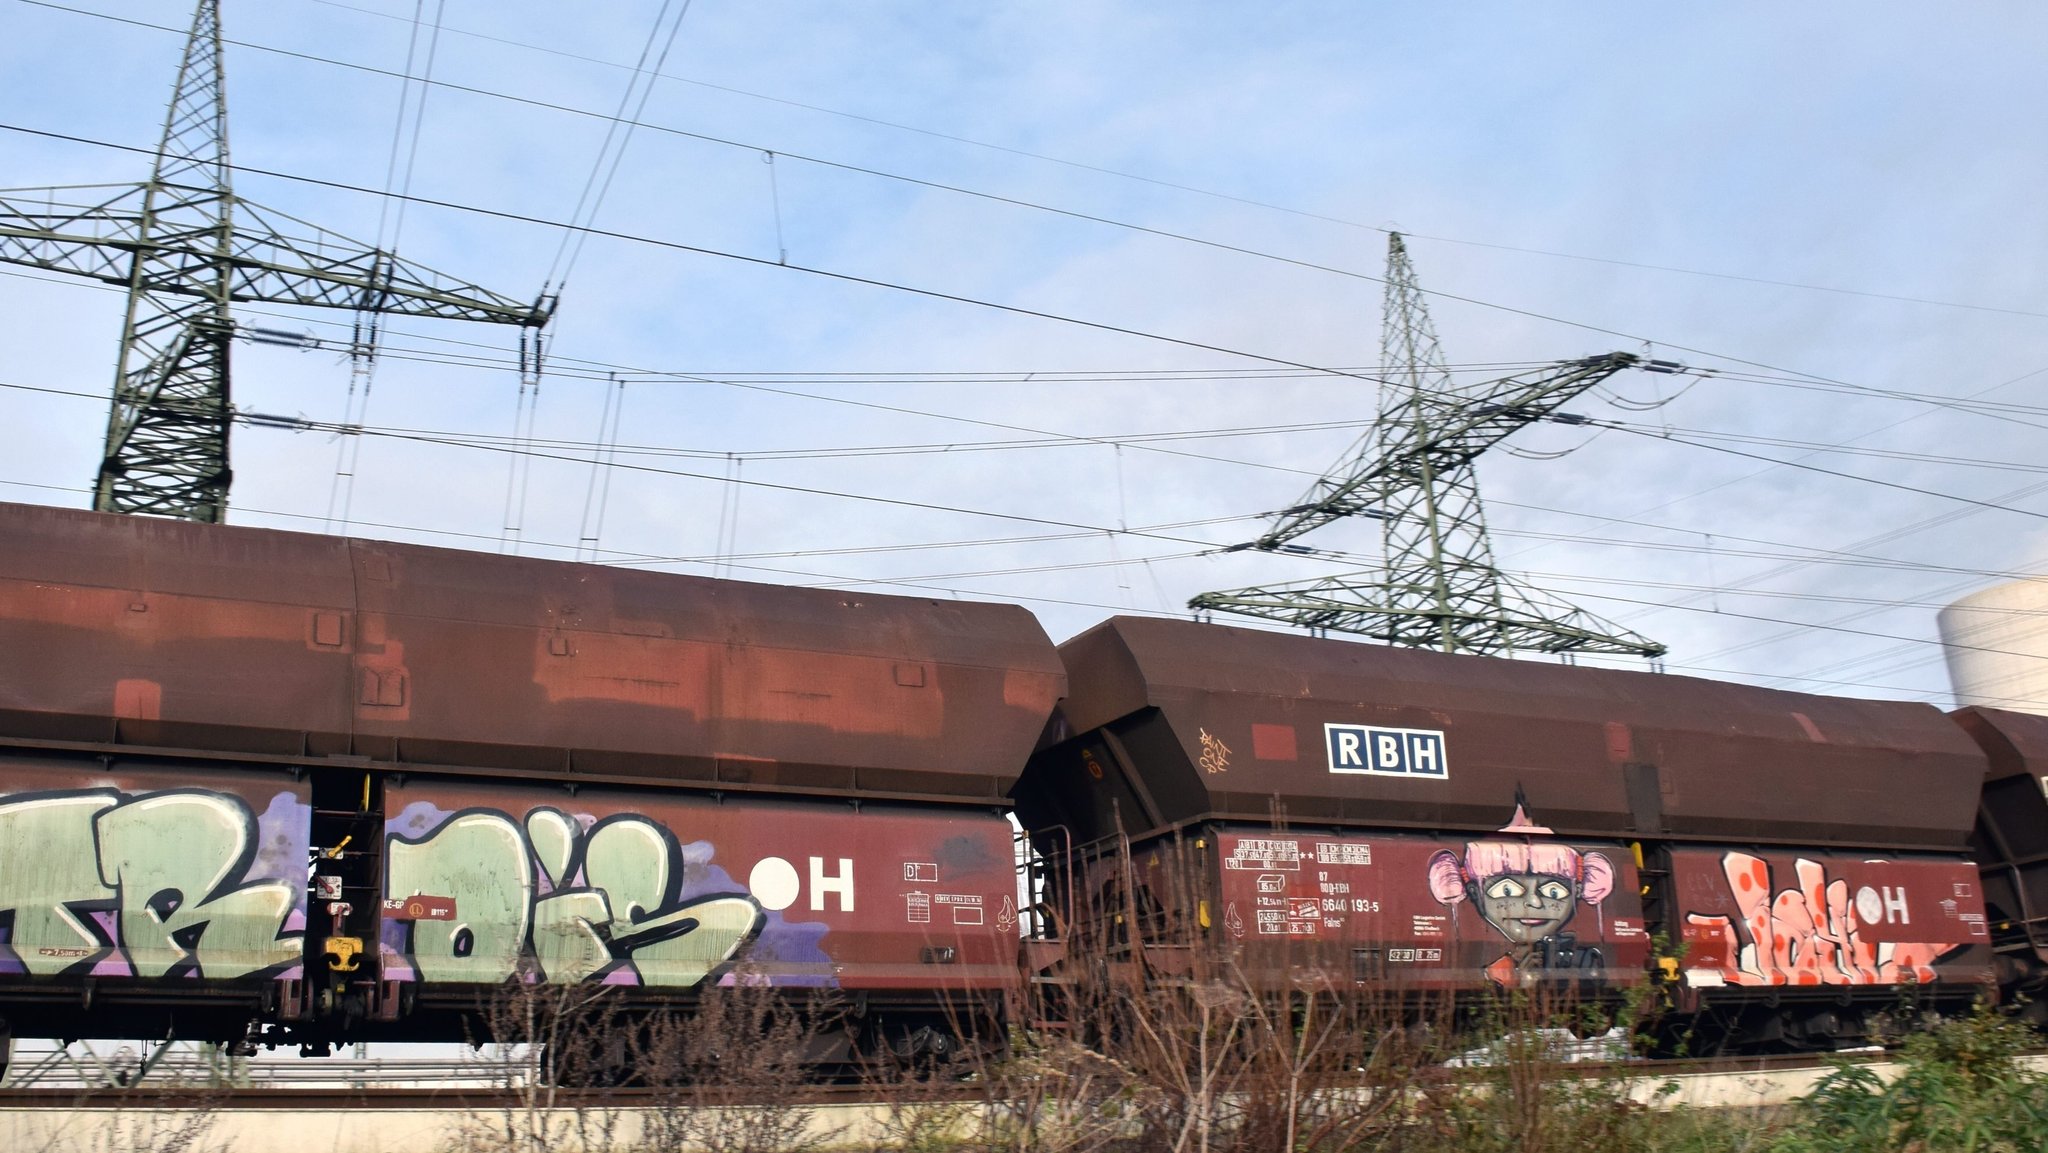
left=260, top=396, right=2034, bottom=607
left=217, top=401, right=2048, bottom=609
left=273, top=0, right=2048, bottom=324
left=543, top=0, right=693, bottom=288
left=14, top=0, right=2046, bottom=634
left=1597, top=422, right=2048, bottom=523
left=509, top=2, right=696, bottom=553
left=158, top=366, right=2048, bottom=530
left=326, top=0, right=447, bottom=534
left=8, top=371, right=2046, bottom=600
left=8, top=15, right=2039, bottom=704
left=237, top=412, right=1251, bottom=551
left=13, top=259, right=2048, bottom=441
left=12, top=3, right=2044, bottom=401
left=12, top=355, right=2045, bottom=654
left=574, top=373, right=627, bottom=560
left=247, top=329, right=2048, bottom=468
left=1487, top=359, right=2048, bottom=675
left=1, top=121, right=1422, bottom=391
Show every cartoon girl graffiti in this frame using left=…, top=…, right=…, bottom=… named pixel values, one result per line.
left=1425, top=802, right=1614, bottom=985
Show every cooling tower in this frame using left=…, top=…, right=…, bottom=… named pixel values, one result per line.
left=1939, top=578, right=2048, bottom=716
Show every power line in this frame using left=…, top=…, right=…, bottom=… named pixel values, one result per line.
left=604, top=512, right=1262, bottom=569
left=545, top=0, right=693, bottom=288
left=13, top=258, right=2047, bottom=436
left=1604, top=422, right=2048, bottom=522
left=1561, top=585, right=2048, bottom=671
left=282, top=0, right=2048, bottom=323
left=1651, top=481, right=2048, bottom=669
left=1490, top=359, right=2048, bottom=654
left=233, top=408, right=1250, bottom=550
left=2, top=120, right=1416, bottom=388
left=1487, top=523, right=2040, bottom=585
left=9, top=371, right=2043, bottom=599
left=814, top=548, right=1210, bottom=589
left=1699, top=369, right=2048, bottom=431
left=18, top=1, right=2040, bottom=403
left=1530, top=570, right=2041, bottom=617
left=329, top=0, right=447, bottom=533
left=1604, top=421, right=2048, bottom=476
left=1653, top=657, right=2041, bottom=711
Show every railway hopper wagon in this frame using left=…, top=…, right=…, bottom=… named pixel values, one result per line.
left=1015, top=617, right=1999, bottom=1052
left=1954, top=705, right=2048, bottom=1014
left=0, top=502, right=1065, bottom=1065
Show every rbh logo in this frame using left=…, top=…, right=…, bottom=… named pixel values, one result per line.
left=1325, top=724, right=1448, bottom=778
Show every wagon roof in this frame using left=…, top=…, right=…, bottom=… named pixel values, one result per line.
left=0, top=502, right=1065, bottom=801
left=1020, top=616, right=1984, bottom=850
left=1951, top=705, right=2048, bottom=781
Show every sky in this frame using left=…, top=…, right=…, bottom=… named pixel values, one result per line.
left=4, top=0, right=2048, bottom=710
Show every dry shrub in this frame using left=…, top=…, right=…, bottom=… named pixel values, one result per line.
left=983, top=829, right=1731, bottom=1153
left=630, top=979, right=844, bottom=1153
left=10, top=1041, right=235, bottom=1153
left=860, top=1045, right=978, bottom=1153
left=444, top=980, right=627, bottom=1153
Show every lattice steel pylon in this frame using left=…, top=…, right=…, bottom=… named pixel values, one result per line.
left=0, top=0, right=552, bottom=523
left=1189, top=233, right=1667, bottom=659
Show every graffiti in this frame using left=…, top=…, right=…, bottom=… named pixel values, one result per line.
left=1683, top=853, right=1951, bottom=986
left=383, top=804, right=769, bottom=987
left=1197, top=728, right=1231, bottom=774
left=1425, top=802, right=1614, bottom=985
left=0, top=788, right=306, bottom=979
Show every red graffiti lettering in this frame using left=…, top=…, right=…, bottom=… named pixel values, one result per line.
left=1684, top=853, right=1941, bottom=986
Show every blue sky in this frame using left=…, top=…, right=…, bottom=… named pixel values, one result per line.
left=4, top=0, right=2047, bottom=707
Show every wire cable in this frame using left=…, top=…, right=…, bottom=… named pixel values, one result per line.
left=545, top=0, right=693, bottom=288
left=2, top=120, right=1422, bottom=391
left=272, top=0, right=2048, bottom=323
left=19, top=1, right=2043, bottom=394
left=1602, top=423, right=2048, bottom=522
left=326, top=0, right=446, bottom=534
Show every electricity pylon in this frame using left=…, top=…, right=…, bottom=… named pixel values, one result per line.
left=0, top=0, right=552, bottom=523
left=1189, top=233, right=1668, bottom=659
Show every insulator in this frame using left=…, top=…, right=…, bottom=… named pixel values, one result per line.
left=245, top=327, right=315, bottom=349
left=239, top=410, right=308, bottom=430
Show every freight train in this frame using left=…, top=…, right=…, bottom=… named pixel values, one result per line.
left=0, top=501, right=2042, bottom=1070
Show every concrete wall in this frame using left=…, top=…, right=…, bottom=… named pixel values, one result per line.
left=11, top=1058, right=2048, bottom=1151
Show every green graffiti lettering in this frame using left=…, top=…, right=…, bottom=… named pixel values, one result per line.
left=584, top=818, right=670, bottom=925
left=388, top=812, right=531, bottom=983
left=583, top=818, right=758, bottom=984
left=525, top=809, right=577, bottom=886
left=0, top=794, right=118, bottom=976
left=389, top=808, right=764, bottom=988
left=621, top=896, right=762, bottom=987
left=531, top=890, right=613, bottom=984
left=94, top=792, right=299, bottom=979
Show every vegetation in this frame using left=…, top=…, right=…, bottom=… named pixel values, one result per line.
left=403, top=840, right=2048, bottom=1153
left=422, top=969, right=2048, bottom=1153
left=11, top=981, right=2035, bottom=1151
left=1761, top=1006, right=2048, bottom=1153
